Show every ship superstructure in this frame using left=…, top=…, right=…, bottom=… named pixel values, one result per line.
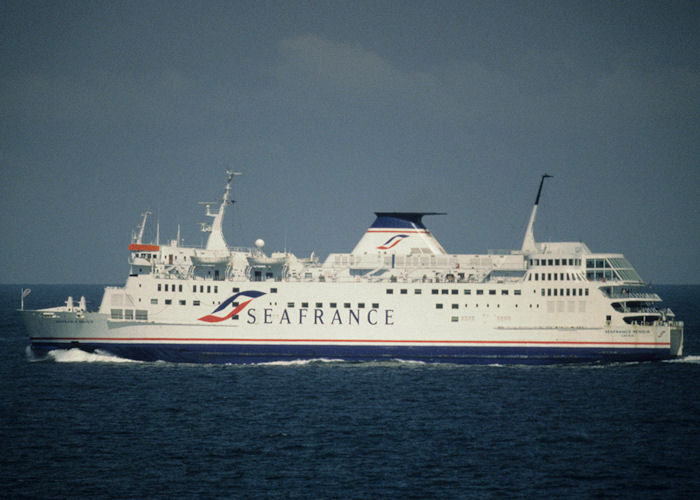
left=21, top=174, right=684, bottom=364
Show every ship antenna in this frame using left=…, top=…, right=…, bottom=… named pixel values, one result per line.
left=521, top=174, right=552, bottom=253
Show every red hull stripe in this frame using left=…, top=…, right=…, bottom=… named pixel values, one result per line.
left=30, top=337, right=670, bottom=347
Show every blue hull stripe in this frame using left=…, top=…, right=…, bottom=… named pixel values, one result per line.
left=30, top=341, right=672, bottom=364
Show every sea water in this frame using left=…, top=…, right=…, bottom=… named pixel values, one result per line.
left=1, top=285, right=699, bottom=498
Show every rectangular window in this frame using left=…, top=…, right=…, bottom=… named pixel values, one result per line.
left=157, top=283, right=162, bottom=292
left=233, top=287, right=240, bottom=293
left=432, top=289, right=439, bottom=295
left=271, top=288, right=277, bottom=293
left=207, top=286, right=211, bottom=293
left=344, top=303, right=351, bottom=308
left=386, top=289, right=394, bottom=294
left=165, top=284, right=169, bottom=292
left=165, top=299, right=172, bottom=305
left=179, top=285, right=183, bottom=292
left=514, top=290, right=521, bottom=295
left=214, top=286, right=218, bottom=294
left=464, top=289, right=471, bottom=295
left=150, top=298, right=158, bottom=304
left=451, top=289, right=458, bottom=295
left=124, top=310, right=134, bottom=320
left=179, top=300, right=186, bottom=306
left=193, top=285, right=197, bottom=293
left=441, top=289, right=449, bottom=295
left=193, top=300, right=200, bottom=306
left=451, top=316, right=458, bottom=322
left=111, top=309, right=123, bottom=319
left=135, top=310, right=148, bottom=320
left=400, top=289, right=407, bottom=294
left=476, top=290, right=484, bottom=295
left=436, top=304, right=443, bottom=309
left=415, top=289, right=422, bottom=295
left=288, top=302, right=295, bottom=308
left=358, top=303, right=365, bottom=308
left=330, top=302, right=337, bottom=308
left=452, top=304, right=459, bottom=309
left=489, top=290, right=496, bottom=295
left=316, top=302, right=323, bottom=308
left=372, top=303, right=379, bottom=309
left=501, top=290, right=509, bottom=295
left=302, top=302, right=309, bottom=308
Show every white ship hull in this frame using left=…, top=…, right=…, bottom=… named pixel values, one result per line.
left=22, top=280, right=683, bottom=364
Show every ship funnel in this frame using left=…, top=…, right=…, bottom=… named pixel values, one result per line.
left=521, top=174, right=552, bottom=253
left=351, top=212, right=447, bottom=256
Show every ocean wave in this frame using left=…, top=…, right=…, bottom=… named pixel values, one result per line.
left=254, top=358, right=346, bottom=366
left=665, top=355, right=700, bottom=364
left=45, top=348, right=139, bottom=363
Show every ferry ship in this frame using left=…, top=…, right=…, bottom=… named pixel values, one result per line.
left=21, top=173, right=684, bottom=364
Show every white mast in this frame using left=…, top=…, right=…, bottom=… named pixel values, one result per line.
left=202, top=171, right=241, bottom=251
left=521, top=174, right=552, bottom=253
left=132, top=210, right=151, bottom=244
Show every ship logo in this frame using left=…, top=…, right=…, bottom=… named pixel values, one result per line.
left=198, top=290, right=266, bottom=323
left=377, top=234, right=408, bottom=250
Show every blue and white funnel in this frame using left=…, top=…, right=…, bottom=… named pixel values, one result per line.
left=351, top=212, right=447, bottom=256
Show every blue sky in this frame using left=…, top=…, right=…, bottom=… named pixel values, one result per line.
left=1, top=0, right=698, bottom=284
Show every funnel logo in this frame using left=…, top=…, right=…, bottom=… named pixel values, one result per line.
left=377, top=234, right=408, bottom=250
left=198, top=290, right=266, bottom=323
